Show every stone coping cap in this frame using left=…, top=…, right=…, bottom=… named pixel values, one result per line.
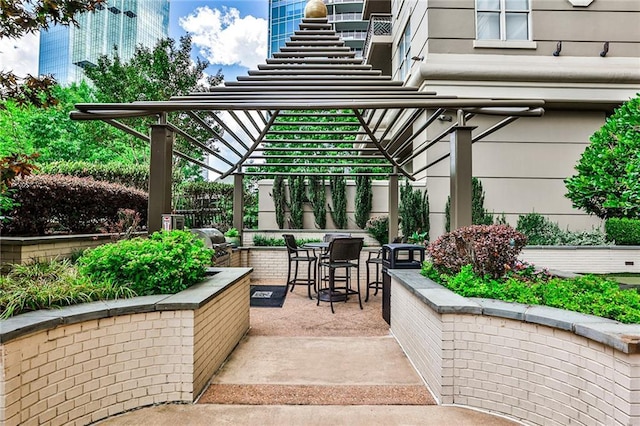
left=391, top=269, right=640, bottom=354
left=0, top=232, right=147, bottom=245
left=0, top=267, right=252, bottom=344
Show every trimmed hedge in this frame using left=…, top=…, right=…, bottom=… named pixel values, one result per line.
left=605, top=217, right=640, bottom=245
left=39, top=161, right=149, bottom=191
left=5, top=174, right=148, bottom=235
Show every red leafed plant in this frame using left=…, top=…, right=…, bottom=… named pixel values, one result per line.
left=427, top=224, right=527, bottom=279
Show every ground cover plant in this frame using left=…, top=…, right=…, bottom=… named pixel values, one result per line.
left=422, top=224, right=640, bottom=324
left=252, top=235, right=322, bottom=247
left=0, top=230, right=214, bottom=318
left=0, top=258, right=135, bottom=319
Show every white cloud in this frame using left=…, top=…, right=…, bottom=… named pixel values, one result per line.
left=0, top=32, right=40, bottom=76
left=179, top=6, right=267, bottom=70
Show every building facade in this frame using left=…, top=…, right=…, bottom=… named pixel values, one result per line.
left=268, top=0, right=368, bottom=57
left=363, top=0, right=640, bottom=239
left=38, top=0, right=169, bottom=85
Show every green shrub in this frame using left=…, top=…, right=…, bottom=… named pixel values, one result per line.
left=605, top=217, right=640, bottom=245
left=399, top=181, right=429, bottom=241
left=329, top=175, right=347, bottom=229
left=288, top=175, right=305, bottom=229
left=354, top=174, right=372, bottom=229
left=5, top=174, right=148, bottom=235
left=308, top=175, right=327, bottom=229
left=561, top=228, right=608, bottom=246
left=39, top=161, right=149, bottom=191
left=516, top=212, right=564, bottom=245
left=0, top=258, right=134, bottom=319
left=565, top=94, right=640, bottom=219
left=422, top=261, right=640, bottom=324
left=77, top=230, right=213, bottom=296
left=252, top=235, right=321, bottom=247
left=365, top=215, right=388, bottom=245
left=272, top=175, right=286, bottom=229
left=445, top=177, right=493, bottom=232
left=427, top=224, right=527, bottom=278
left=517, top=212, right=608, bottom=246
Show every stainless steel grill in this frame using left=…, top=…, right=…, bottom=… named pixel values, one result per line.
left=190, top=228, right=231, bottom=267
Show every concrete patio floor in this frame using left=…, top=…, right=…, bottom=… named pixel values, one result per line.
left=97, top=280, right=520, bottom=425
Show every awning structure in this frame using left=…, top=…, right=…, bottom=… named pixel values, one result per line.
left=71, top=15, right=544, bottom=236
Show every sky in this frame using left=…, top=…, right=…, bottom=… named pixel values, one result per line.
left=0, top=0, right=270, bottom=84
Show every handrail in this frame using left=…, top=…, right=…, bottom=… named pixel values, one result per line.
left=363, top=14, right=392, bottom=58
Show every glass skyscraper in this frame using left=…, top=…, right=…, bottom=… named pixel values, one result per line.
left=39, top=0, right=169, bottom=85
left=268, top=0, right=367, bottom=58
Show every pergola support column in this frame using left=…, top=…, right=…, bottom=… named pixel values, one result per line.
left=148, top=123, right=174, bottom=233
left=388, top=173, right=399, bottom=243
left=233, top=173, right=244, bottom=245
left=449, top=125, right=476, bottom=231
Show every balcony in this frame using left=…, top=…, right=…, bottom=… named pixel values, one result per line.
left=362, top=0, right=391, bottom=20
left=363, top=14, right=392, bottom=76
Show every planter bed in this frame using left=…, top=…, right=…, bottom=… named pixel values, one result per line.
left=0, top=267, right=251, bottom=426
left=389, top=269, right=640, bottom=426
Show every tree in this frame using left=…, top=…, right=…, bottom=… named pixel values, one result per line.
left=565, top=95, right=640, bottom=219
left=308, top=175, right=326, bottom=229
left=354, top=173, right=372, bottom=229
left=0, top=83, right=148, bottom=164
left=83, top=36, right=223, bottom=169
left=329, top=175, right=347, bottom=229
left=0, top=0, right=104, bottom=38
left=445, top=177, right=493, bottom=232
left=288, top=175, right=305, bottom=229
left=0, top=0, right=104, bottom=106
left=271, top=175, right=286, bottom=229
left=399, top=181, right=429, bottom=240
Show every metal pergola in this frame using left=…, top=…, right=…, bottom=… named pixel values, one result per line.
left=71, top=15, right=544, bottom=239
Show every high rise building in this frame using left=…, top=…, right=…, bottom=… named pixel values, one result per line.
left=38, top=0, right=169, bottom=85
left=268, top=0, right=367, bottom=58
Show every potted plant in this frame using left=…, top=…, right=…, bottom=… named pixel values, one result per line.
left=224, top=227, right=240, bottom=247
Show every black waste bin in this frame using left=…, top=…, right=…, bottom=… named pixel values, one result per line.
left=381, top=243, right=426, bottom=325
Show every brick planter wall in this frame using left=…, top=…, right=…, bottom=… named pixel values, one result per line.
left=234, top=246, right=382, bottom=286
left=0, top=234, right=128, bottom=270
left=0, top=267, right=251, bottom=426
left=389, top=269, right=640, bottom=426
left=520, top=246, right=640, bottom=274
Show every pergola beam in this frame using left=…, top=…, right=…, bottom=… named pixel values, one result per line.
left=69, top=15, right=544, bottom=236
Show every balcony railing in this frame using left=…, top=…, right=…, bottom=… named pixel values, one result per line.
left=363, top=14, right=392, bottom=58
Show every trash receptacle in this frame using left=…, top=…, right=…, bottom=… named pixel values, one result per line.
left=381, top=243, right=426, bottom=325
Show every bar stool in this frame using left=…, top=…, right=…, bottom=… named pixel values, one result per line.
left=283, top=234, right=317, bottom=299
left=317, top=237, right=363, bottom=313
left=365, top=249, right=383, bottom=302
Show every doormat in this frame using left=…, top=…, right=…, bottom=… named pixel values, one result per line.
left=250, top=285, right=287, bottom=308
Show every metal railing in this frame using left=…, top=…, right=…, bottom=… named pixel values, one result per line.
left=363, top=14, right=392, bottom=58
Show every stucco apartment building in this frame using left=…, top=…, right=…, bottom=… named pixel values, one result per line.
left=363, top=0, right=640, bottom=240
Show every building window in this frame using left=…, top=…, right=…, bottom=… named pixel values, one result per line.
left=476, top=0, right=529, bottom=41
left=398, top=23, right=410, bottom=80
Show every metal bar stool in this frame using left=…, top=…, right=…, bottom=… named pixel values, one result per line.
left=365, top=249, right=383, bottom=302
left=283, top=234, right=317, bottom=299
left=317, top=237, right=363, bottom=313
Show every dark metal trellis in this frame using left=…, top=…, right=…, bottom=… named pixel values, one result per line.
left=70, top=15, right=544, bottom=234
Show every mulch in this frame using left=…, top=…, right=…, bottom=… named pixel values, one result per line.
left=198, top=384, right=436, bottom=405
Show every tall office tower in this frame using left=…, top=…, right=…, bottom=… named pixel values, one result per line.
left=268, top=0, right=367, bottom=58
left=38, top=0, right=169, bottom=85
